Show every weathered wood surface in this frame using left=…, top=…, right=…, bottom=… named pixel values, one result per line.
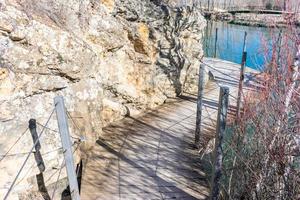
left=81, top=58, right=256, bottom=200
left=210, top=87, right=229, bottom=200
left=236, top=32, right=248, bottom=123
left=195, top=64, right=205, bottom=148
left=29, top=119, right=45, bottom=173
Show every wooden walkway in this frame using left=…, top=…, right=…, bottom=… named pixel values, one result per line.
left=81, top=58, right=256, bottom=200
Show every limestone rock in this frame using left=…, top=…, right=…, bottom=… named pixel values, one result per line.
left=9, top=27, right=26, bottom=41
left=0, top=14, right=13, bottom=33
left=0, top=0, right=206, bottom=198
left=102, top=0, right=115, bottom=12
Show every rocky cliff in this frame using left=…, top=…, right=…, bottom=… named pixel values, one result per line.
left=0, top=0, right=205, bottom=198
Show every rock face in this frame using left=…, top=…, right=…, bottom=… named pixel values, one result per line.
left=0, top=0, right=205, bottom=198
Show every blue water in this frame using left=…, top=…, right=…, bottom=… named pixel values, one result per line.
left=204, top=21, right=278, bottom=70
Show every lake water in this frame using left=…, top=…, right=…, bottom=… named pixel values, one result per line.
left=203, top=21, right=281, bottom=70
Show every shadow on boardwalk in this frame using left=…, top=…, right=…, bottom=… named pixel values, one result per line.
left=81, top=99, right=210, bottom=200
left=81, top=58, right=257, bottom=200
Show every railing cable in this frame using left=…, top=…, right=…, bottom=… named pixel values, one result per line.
left=36, top=121, right=80, bottom=141
left=0, top=127, right=28, bottom=163
left=3, top=108, right=55, bottom=200
left=66, top=111, right=81, bottom=133
left=50, top=142, right=80, bottom=200
left=51, top=156, right=65, bottom=200
left=201, top=61, right=243, bottom=81
left=66, top=110, right=85, bottom=141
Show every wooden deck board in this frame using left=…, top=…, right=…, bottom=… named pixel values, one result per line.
left=81, top=58, right=256, bottom=200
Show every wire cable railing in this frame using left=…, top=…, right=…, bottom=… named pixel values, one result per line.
left=50, top=140, right=81, bottom=200
left=2, top=104, right=85, bottom=200
left=0, top=51, right=271, bottom=200
left=0, top=128, right=29, bottom=163
left=3, top=108, right=56, bottom=200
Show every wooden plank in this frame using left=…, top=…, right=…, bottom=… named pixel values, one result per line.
left=210, top=86, right=229, bottom=200
left=29, top=119, right=51, bottom=200
left=54, top=96, right=80, bottom=200
left=214, top=28, right=218, bottom=58
left=81, top=58, right=255, bottom=200
left=29, top=119, right=45, bottom=172
left=195, top=64, right=205, bottom=148
left=236, top=32, right=248, bottom=123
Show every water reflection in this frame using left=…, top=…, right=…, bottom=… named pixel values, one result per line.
left=203, top=21, right=283, bottom=70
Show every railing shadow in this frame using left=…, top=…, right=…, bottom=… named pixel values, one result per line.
left=95, top=136, right=208, bottom=199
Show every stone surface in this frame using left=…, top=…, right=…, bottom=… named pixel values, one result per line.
left=0, top=0, right=205, bottom=199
